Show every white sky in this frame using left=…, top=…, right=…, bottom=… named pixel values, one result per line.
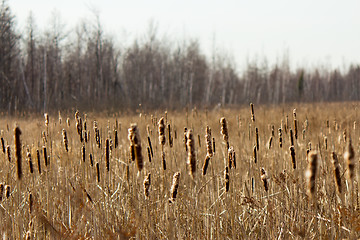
left=9, top=0, right=360, bottom=71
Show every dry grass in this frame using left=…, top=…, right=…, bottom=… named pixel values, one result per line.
left=1, top=102, right=360, bottom=239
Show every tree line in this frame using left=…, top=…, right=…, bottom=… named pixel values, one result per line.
left=1, top=1, right=359, bottom=113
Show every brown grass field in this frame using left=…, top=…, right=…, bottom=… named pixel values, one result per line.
left=1, top=102, right=360, bottom=239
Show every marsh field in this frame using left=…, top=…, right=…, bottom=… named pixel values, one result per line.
left=1, top=102, right=360, bottom=239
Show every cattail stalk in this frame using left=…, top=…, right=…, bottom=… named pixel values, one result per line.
left=14, top=127, right=22, bottom=180
left=169, top=172, right=180, bottom=203
left=253, top=145, right=257, bottom=164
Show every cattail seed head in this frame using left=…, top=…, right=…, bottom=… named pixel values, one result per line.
left=255, top=127, right=259, bottom=151
left=29, top=192, right=33, bottom=214
left=114, top=130, right=118, bottom=148
left=36, top=149, right=41, bottom=174
left=289, top=146, right=296, bottom=169
left=128, top=124, right=143, bottom=172
left=96, top=162, right=100, bottom=183
left=205, top=126, right=213, bottom=157
left=105, top=139, right=110, bottom=171
left=228, top=146, right=236, bottom=169
left=224, top=166, right=230, bottom=192
left=89, top=153, right=94, bottom=167
left=344, top=139, right=355, bottom=182
left=14, top=127, right=22, bottom=180
left=158, top=117, right=166, bottom=146
left=5, top=185, right=10, bottom=198
left=27, top=150, right=33, bottom=174
left=1, top=137, right=5, bottom=153
left=268, top=136, right=273, bottom=149
left=278, top=128, right=282, bottom=148
left=202, top=154, right=211, bottom=175
left=253, top=145, right=257, bottom=164
left=184, top=128, right=188, bottom=152
left=186, top=129, right=196, bottom=177
left=82, top=145, right=86, bottom=163
left=220, top=117, right=229, bottom=148
left=44, top=113, right=49, bottom=127
left=147, top=136, right=153, bottom=158
left=331, top=152, right=342, bottom=194
left=260, top=168, right=268, bottom=192
left=162, top=151, right=166, bottom=170
left=250, top=103, right=255, bottom=122
left=169, top=172, right=180, bottom=203
left=147, top=147, right=152, bottom=162
left=306, top=151, right=318, bottom=200
left=43, top=146, right=48, bottom=167
left=6, top=145, right=11, bottom=162
left=143, top=173, right=151, bottom=199
left=0, top=183, right=4, bottom=201
left=62, top=129, right=68, bottom=152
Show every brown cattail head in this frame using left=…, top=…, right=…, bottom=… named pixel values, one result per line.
left=6, top=145, right=11, bottom=162
left=255, top=127, right=259, bottom=151
left=43, top=146, right=48, bottom=167
left=253, top=145, right=257, bottom=164
left=162, top=151, right=166, bottom=170
left=278, top=128, right=283, bottom=148
left=158, top=117, right=166, bottom=146
left=14, top=126, right=22, bottom=180
left=5, top=185, right=10, bottom=198
left=228, top=146, right=236, bottom=169
left=268, top=136, right=273, bottom=149
left=289, top=129, right=294, bottom=146
left=331, top=152, right=342, bottom=194
left=96, top=162, right=100, bottom=183
left=27, top=150, right=33, bottom=174
left=28, top=192, right=33, bottom=214
left=224, top=166, right=230, bottom=192
left=306, top=151, right=318, bottom=200
left=220, top=117, right=229, bottom=148
left=44, top=113, right=49, bottom=127
left=1, top=137, right=5, bottom=153
left=89, top=153, right=94, bottom=167
left=184, top=128, right=188, bottom=152
left=62, top=129, right=68, bottom=152
left=186, top=129, right=196, bottom=177
left=212, top=137, right=216, bottom=154
left=168, top=124, right=173, bottom=147
left=82, top=145, right=86, bottom=163
left=143, top=173, right=151, bottom=199
left=0, top=183, right=4, bottom=201
left=260, top=168, right=268, bottom=192
left=205, top=126, right=213, bottom=157
left=147, top=136, right=154, bottom=158
left=202, top=154, right=211, bottom=175
left=114, top=130, right=118, bottom=148
left=105, top=139, right=110, bottom=171
left=250, top=103, right=255, bottom=122
left=169, top=172, right=180, bottom=203
left=289, top=146, right=296, bottom=169
left=128, top=124, right=143, bottom=172
left=344, top=139, right=355, bottom=182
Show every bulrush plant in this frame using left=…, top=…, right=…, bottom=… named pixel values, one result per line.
left=128, top=124, right=143, bottom=172
left=186, top=129, right=196, bottom=177
left=220, top=117, right=229, bottom=149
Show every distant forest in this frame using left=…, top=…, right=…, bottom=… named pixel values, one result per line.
left=1, top=1, right=359, bottom=113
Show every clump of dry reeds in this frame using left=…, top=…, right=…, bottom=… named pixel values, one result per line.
left=186, top=129, right=196, bottom=177
left=169, top=172, right=180, bottom=203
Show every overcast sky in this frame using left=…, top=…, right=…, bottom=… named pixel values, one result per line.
left=9, top=0, right=360, bottom=71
